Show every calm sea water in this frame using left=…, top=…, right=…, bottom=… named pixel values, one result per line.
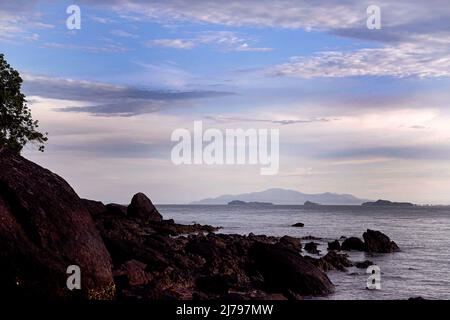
left=157, top=205, right=450, bottom=300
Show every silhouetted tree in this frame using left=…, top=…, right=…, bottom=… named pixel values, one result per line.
left=0, top=53, right=47, bottom=153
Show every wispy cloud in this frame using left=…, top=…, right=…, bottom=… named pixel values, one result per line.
left=205, top=115, right=334, bottom=125
left=84, top=0, right=450, bottom=35
left=269, top=42, right=450, bottom=78
left=147, top=38, right=195, bottom=49
left=110, top=29, right=139, bottom=38
left=147, top=31, right=273, bottom=52
left=23, top=75, right=234, bottom=116
left=42, top=42, right=130, bottom=53
left=321, top=145, right=450, bottom=161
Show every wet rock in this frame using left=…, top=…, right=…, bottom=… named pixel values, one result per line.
left=249, top=242, right=334, bottom=297
left=363, top=229, right=400, bottom=253
left=341, top=237, right=365, bottom=251
left=306, top=251, right=352, bottom=272
left=127, top=192, right=162, bottom=221
left=291, top=222, right=304, bottom=227
left=322, top=251, right=352, bottom=271
left=304, top=242, right=320, bottom=254
left=279, top=235, right=302, bottom=251
left=301, top=235, right=322, bottom=240
left=354, top=260, right=374, bottom=269
left=150, top=221, right=220, bottom=236
left=327, top=240, right=341, bottom=251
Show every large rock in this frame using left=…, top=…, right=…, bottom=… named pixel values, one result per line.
left=81, top=199, right=106, bottom=218
left=0, top=147, right=114, bottom=299
left=306, top=251, right=352, bottom=272
left=327, top=240, right=341, bottom=251
left=279, top=235, right=302, bottom=251
left=304, top=242, right=320, bottom=255
left=249, top=242, right=334, bottom=297
left=363, top=229, right=400, bottom=253
left=127, top=192, right=162, bottom=221
left=291, top=222, right=304, bottom=227
left=341, top=237, right=365, bottom=251
left=322, top=251, right=352, bottom=271
left=355, top=260, right=374, bottom=269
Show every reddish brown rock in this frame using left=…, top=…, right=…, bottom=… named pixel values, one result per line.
left=304, top=242, right=320, bottom=254
left=127, top=192, right=162, bottom=221
left=249, top=242, right=334, bottom=297
left=341, top=237, right=365, bottom=251
left=0, top=147, right=114, bottom=299
left=327, top=240, right=341, bottom=251
left=363, top=229, right=400, bottom=253
left=113, top=260, right=151, bottom=287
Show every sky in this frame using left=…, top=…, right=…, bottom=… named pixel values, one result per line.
left=1, top=0, right=450, bottom=204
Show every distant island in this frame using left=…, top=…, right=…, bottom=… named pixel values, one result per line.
left=304, top=201, right=320, bottom=206
left=227, top=200, right=274, bottom=206
left=192, top=188, right=369, bottom=205
left=362, top=199, right=415, bottom=207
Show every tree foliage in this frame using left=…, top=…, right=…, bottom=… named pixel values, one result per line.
left=0, top=53, right=47, bottom=153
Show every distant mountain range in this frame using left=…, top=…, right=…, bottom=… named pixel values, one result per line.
left=190, top=188, right=370, bottom=205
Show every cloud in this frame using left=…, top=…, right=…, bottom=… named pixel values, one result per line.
left=269, top=42, right=450, bottom=78
left=408, top=125, right=429, bottom=130
left=147, top=38, right=195, bottom=49
left=22, top=75, right=233, bottom=116
left=42, top=42, right=130, bottom=53
left=50, top=139, right=170, bottom=158
left=0, top=1, right=53, bottom=43
left=76, top=1, right=449, bottom=78
left=205, top=115, right=333, bottom=125
left=91, top=16, right=117, bottom=24
left=58, top=101, right=169, bottom=117
left=81, top=1, right=450, bottom=35
left=86, top=0, right=364, bottom=30
left=147, top=31, right=273, bottom=52
left=321, top=145, right=450, bottom=161
left=110, top=29, right=139, bottom=38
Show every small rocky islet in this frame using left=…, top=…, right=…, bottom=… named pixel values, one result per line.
left=0, top=147, right=400, bottom=300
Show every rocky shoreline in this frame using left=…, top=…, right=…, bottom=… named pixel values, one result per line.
left=0, top=147, right=400, bottom=300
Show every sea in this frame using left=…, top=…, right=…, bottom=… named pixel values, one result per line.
left=157, top=204, right=450, bottom=300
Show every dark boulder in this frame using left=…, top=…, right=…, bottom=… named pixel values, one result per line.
left=341, top=237, right=365, bottom=251
left=196, top=275, right=236, bottom=294
left=81, top=199, right=107, bottom=218
left=355, top=260, right=374, bottom=269
left=306, top=251, right=352, bottom=272
left=327, top=240, right=341, bottom=251
left=151, top=221, right=219, bottom=236
left=304, top=242, right=320, bottom=255
left=0, top=147, right=114, bottom=299
left=249, top=242, right=334, bottom=297
left=106, top=203, right=128, bottom=217
left=291, top=222, right=304, bottom=227
left=113, top=259, right=150, bottom=288
left=127, top=192, right=162, bottom=221
left=322, top=251, right=352, bottom=271
left=279, top=235, right=302, bottom=251
left=363, top=229, right=400, bottom=253
left=301, top=235, right=322, bottom=240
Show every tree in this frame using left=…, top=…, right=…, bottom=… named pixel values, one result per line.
left=0, top=53, right=47, bottom=153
